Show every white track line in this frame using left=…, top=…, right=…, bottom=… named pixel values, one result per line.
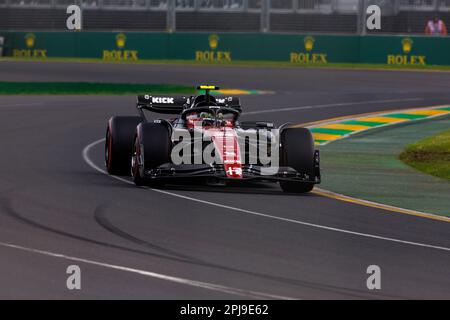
left=243, top=98, right=423, bottom=115
left=0, top=241, right=294, bottom=300
left=83, top=139, right=450, bottom=253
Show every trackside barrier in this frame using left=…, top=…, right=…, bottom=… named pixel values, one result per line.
left=1, top=31, right=450, bottom=66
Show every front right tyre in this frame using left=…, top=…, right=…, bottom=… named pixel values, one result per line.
left=131, top=122, right=172, bottom=187
left=105, top=116, right=142, bottom=175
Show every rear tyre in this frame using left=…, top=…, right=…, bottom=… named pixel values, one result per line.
left=105, top=116, right=142, bottom=175
left=279, top=128, right=315, bottom=194
left=131, top=123, right=172, bottom=187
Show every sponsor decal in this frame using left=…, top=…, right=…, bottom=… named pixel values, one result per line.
left=102, top=33, right=139, bottom=62
left=209, top=34, right=219, bottom=50
left=387, top=38, right=426, bottom=66
left=304, top=36, right=315, bottom=51
left=402, top=37, right=413, bottom=54
left=290, top=36, right=328, bottom=64
left=12, top=33, right=48, bottom=58
left=152, top=97, right=174, bottom=104
left=195, top=34, right=232, bottom=62
left=116, top=33, right=126, bottom=49
left=25, top=33, right=35, bottom=48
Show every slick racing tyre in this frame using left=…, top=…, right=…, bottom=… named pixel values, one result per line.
left=105, top=116, right=142, bottom=175
left=131, top=123, right=172, bottom=186
left=279, top=128, right=315, bottom=194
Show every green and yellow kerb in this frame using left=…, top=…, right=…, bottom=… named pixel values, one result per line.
left=307, top=106, right=450, bottom=145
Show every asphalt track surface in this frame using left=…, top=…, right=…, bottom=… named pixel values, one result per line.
left=0, top=61, right=449, bottom=299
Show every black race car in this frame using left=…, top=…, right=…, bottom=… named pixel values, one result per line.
left=105, top=85, right=320, bottom=193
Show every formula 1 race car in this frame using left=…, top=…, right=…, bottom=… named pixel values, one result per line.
left=105, top=85, right=320, bottom=193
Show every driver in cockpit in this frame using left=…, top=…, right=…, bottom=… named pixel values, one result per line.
left=185, top=111, right=214, bottom=128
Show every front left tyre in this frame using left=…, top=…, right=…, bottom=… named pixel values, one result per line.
left=279, top=127, right=316, bottom=194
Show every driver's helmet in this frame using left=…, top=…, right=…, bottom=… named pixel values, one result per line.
left=199, top=112, right=213, bottom=120
left=185, top=111, right=214, bottom=128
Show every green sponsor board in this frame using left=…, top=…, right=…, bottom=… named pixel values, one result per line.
left=360, top=35, right=450, bottom=66
left=0, top=31, right=360, bottom=64
left=1, top=31, right=450, bottom=66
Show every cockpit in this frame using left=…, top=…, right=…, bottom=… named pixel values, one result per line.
left=184, top=108, right=237, bottom=129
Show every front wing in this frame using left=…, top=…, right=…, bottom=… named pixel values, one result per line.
left=141, top=151, right=321, bottom=184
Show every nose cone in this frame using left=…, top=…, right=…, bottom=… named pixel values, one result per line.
left=210, top=128, right=243, bottom=179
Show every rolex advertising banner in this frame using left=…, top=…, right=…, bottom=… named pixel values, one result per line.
left=2, top=31, right=450, bottom=66
left=0, top=31, right=360, bottom=64
left=359, top=35, right=450, bottom=66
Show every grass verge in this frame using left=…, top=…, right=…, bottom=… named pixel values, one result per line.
left=3, top=57, right=450, bottom=72
left=399, top=128, right=450, bottom=180
left=0, top=82, right=195, bottom=95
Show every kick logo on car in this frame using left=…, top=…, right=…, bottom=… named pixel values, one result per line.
left=152, top=97, right=174, bottom=104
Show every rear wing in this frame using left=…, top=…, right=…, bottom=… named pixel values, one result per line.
left=137, top=95, right=188, bottom=114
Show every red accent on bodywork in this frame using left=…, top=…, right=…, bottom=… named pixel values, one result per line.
left=209, top=128, right=242, bottom=179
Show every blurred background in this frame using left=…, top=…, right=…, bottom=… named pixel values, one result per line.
left=0, top=0, right=449, bottom=34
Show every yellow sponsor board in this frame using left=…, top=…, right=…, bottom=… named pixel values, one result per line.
left=13, top=33, right=48, bottom=58
left=102, top=33, right=139, bottom=62
left=195, top=34, right=232, bottom=62
left=290, top=36, right=328, bottom=64
left=387, top=38, right=426, bottom=66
